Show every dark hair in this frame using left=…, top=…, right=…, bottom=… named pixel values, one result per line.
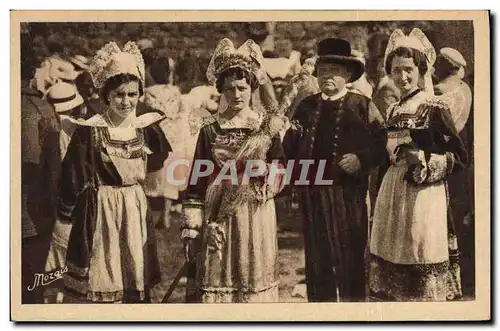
left=215, top=67, right=258, bottom=93
left=100, top=74, right=144, bottom=105
left=47, top=40, right=64, bottom=55
left=263, top=50, right=279, bottom=58
left=141, top=48, right=155, bottom=67
left=21, top=33, right=35, bottom=80
left=385, top=47, right=428, bottom=75
left=150, top=57, right=171, bottom=85
left=435, top=54, right=461, bottom=77
left=175, top=56, right=206, bottom=94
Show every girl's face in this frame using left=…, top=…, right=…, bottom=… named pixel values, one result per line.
left=317, top=63, right=351, bottom=96
left=108, top=81, right=140, bottom=118
left=221, top=75, right=251, bottom=112
left=390, top=56, right=420, bottom=93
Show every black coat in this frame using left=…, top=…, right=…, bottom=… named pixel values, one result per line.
left=283, top=92, right=387, bottom=190
left=282, top=91, right=387, bottom=302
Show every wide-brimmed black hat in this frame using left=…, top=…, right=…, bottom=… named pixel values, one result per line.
left=314, top=38, right=365, bottom=82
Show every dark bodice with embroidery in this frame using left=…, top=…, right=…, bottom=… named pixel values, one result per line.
left=59, top=122, right=171, bottom=219
left=185, top=120, right=285, bottom=203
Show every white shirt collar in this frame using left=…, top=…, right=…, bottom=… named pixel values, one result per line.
left=321, top=88, right=348, bottom=101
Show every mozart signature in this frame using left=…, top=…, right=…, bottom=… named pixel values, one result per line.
left=27, top=266, right=68, bottom=291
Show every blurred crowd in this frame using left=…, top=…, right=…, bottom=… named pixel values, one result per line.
left=20, top=21, right=476, bottom=304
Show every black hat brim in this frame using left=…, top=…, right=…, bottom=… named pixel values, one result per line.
left=313, top=55, right=365, bottom=83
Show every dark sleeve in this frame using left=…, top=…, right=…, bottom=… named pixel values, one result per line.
left=406, top=104, right=468, bottom=184
left=184, top=125, right=214, bottom=203
left=266, top=134, right=286, bottom=164
left=433, top=105, right=468, bottom=170
left=282, top=98, right=308, bottom=160
left=411, top=105, right=468, bottom=172
left=59, top=126, right=93, bottom=219
left=354, top=100, right=388, bottom=173
left=144, top=122, right=172, bottom=173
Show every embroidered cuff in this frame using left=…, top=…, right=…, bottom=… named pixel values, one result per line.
left=425, top=153, right=449, bottom=183
left=181, top=228, right=200, bottom=240
left=181, top=199, right=204, bottom=230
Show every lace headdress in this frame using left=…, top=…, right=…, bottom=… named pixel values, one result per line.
left=206, top=38, right=267, bottom=86
left=384, top=28, right=437, bottom=94
left=88, top=41, right=145, bottom=89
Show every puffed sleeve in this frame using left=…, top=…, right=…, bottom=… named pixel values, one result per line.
left=408, top=101, right=468, bottom=184
left=59, top=126, right=93, bottom=219
left=143, top=121, right=172, bottom=173
left=181, top=125, right=214, bottom=239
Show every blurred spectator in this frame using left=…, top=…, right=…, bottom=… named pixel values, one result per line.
left=366, top=32, right=400, bottom=119
left=174, top=55, right=206, bottom=94
left=346, top=49, right=374, bottom=99
left=262, top=48, right=302, bottom=103
left=21, top=30, right=61, bottom=304
left=433, top=48, right=474, bottom=290
left=137, top=38, right=157, bottom=87
left=69, top=54, right=90, bottom=73
left=75, top=70, right=102, bottom=117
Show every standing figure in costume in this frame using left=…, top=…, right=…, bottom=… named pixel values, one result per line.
left=283, top=38, right=387, bottom=302
left=43, top=82, right=85, bottom=303
left=60, top=41, right=171, bottom=303
left=21, top=30, right=61, bottom=304
left=433, top=47, right=474, bottom=296
left=369, top=29, right=468, bottom=302
left=181, top=38, right=285, bottom=303
left=433, top=48, right=472, bottom=138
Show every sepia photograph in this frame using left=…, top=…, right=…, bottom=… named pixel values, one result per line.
left=10, top=10, right=490, bottom=321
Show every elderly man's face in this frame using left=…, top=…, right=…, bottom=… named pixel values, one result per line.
left=317, top=62, right=351, bottom=96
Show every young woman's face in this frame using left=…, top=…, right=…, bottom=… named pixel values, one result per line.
left=221, top=75, right=251, bottom=112
left=317, top=63, right=351, bottom=95
left=390, top=56, right=420, bottom=93
left=108, top=81, right=140, bottom=118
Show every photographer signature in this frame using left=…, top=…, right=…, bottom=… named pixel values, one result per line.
left=27, top=266, right=68, bottom=291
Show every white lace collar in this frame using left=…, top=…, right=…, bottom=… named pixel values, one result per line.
left=68, top=112, right=164, bottom=128
left=217, top=108, right=263, bottom=130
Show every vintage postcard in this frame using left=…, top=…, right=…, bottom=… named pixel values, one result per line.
left=10, top=10, right=490, bottom=321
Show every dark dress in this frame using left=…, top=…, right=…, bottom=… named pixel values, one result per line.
left=59, top=113, right=171, bottom=302
left=283, top=91, right=387, bottom=302
left=183, top=113, right=286, bottom=302
left=369, top=90, right=468, bottom=301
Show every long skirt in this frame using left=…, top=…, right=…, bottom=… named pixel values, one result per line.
left=300, top=185, right=369, bottom=302
left=64, top=184, right=159, bottom=303
left=369, top=165, right=462, bottom=301
left=195, top=185, right=280, bottom=303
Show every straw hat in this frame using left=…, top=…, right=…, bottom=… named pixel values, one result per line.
left=70, top=54, right=90, bottom=71
left=46, top=82, right=84, bottom=113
